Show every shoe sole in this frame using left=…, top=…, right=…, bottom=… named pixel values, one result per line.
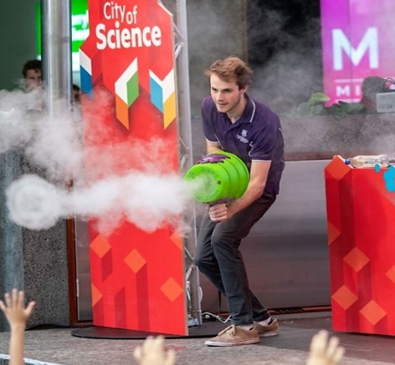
left=260, top=330, right=279, bottom=337
left=205, top=338, right=260, bottom=347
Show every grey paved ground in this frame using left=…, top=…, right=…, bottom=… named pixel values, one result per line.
left=0, top=314, right=394, bottom=365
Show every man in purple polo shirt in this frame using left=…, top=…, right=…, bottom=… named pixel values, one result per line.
left=195, top=57, right=285, bottom=346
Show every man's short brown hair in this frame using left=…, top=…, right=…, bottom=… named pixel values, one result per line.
left=205, top=57, right=253, bottom=89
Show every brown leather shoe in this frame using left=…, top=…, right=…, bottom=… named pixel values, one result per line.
left=205, top=325, right=260, bottom=347
left=253, top=318, right=279, bottom=337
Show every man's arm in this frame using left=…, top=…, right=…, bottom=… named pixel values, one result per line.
left=208, top=160, right=271, bottom=222
left=206, top=139, right=222, bottom=154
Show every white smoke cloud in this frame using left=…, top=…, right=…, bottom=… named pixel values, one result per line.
left=25, top=107, right=84, bottom=182
left=0, top=89, right=41, bottom=153
left=6, top=172, right=194, bottom=232
left=0, top=89, right=83, bottom=182
left=6, top=175, right=65, bottom=230
left=0, top=87, right=200, bottom=233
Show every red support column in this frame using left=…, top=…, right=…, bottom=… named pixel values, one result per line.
left=79, top=0, right=187, bottom=335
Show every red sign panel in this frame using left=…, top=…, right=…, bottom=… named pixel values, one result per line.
left=325, top=157, right=395, bottom=336
left=80, top=0, right=186, bottom=335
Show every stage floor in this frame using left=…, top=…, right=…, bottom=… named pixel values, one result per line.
left=0, top=312, right=394, bottom=365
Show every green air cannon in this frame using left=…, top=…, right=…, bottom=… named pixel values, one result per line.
left=184, top=151, right=250, bottom=204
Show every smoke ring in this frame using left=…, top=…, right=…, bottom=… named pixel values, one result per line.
left=6, top=174, right=63, bottom=230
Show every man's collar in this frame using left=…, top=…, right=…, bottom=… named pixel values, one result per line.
left=239, top=94, right=256, bottom=124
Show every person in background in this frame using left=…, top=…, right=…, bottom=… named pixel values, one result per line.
left=195, top=56, right=285, bottom=346
left=297, top=76, right=395, bottom=116
left=326, top=76, right=392, bottom=115
left=0, top=289, right=35, bottom=365
left=359, top=76, right=390, bottom=112
left=72, top=84, right=81, bottom=104
left=21, top=59, right=44, bottom=112
left=22, top=60, right=42, bottom=92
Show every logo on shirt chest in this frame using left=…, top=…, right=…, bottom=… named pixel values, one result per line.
left=236, top=129, right=249, bottom=144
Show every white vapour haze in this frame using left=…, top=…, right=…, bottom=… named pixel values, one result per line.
left=250, top=27, right=322, bottom=114
left=0, top=89, right=84, bottom=181
left=6, top=175, right=66, bottom=230
left=246, top=2, right=322, bottom=113
left=0, top=89, right=42, bottom=153
left=7, top=173, right=194, bottom=233
left=1, top=87, right=198, bottom=233
left=69, top=172, right=192, bottom=232
left=25, top=105, right=84, bottom=182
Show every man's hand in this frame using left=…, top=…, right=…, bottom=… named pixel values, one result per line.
left=209, top=203, right=234, bottom=222
left=208, top=160, right=271, bottom=221
left=0, top=289, right=35, bottom=329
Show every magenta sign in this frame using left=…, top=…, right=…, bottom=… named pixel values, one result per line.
left=321, top=0, right=395, bottom=104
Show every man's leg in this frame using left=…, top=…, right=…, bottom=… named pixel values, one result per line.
left=251, top=291, right=270, bottom=322
left=195, top=215, right=224, bottom=291
left=210, top=192, right=276, bottom=325
left=196, top=225, right=270, bottom=322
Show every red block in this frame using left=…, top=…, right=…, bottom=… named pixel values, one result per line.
left=325, top=156, right=395, bottom=335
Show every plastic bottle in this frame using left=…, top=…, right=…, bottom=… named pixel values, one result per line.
left=346, top=154, right=393, bottom=168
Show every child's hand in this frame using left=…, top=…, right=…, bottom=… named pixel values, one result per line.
left=134, top=336, right=176, bottom=365
left=0, top=289, right=35, bottom=328
left=307, top=330, right=344, bottom=365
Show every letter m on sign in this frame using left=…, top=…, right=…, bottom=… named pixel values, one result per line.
left=332, top=27, right=378, bottom=70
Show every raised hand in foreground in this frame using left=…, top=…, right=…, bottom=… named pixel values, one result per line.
left=0, top=289, right=36, bottom=365
left=134, top=336, right=176, bottom=365
left=307, top=330, right=344, bottom=365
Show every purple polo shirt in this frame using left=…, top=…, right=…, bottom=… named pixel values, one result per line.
left=201, top=94, right=284, bottom=195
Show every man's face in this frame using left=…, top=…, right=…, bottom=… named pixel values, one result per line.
left=25, top=69, right=42, bottom=90
left=209, top=74, right=246, bottom=114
